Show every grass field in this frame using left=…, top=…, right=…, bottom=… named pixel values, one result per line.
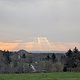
left=0, top=72, right=80, bottom=80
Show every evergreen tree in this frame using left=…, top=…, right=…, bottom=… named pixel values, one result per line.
left=66, top=49, right=72, bottom=57
left=3, top=50, right=11, bottom=64
left=52, top=53, right=56, bottom=62
left=46, top=54, right=50, bottom=61
left=22, top=54, right=26, bottom=58
left=73, top=47, right=79, bottom=53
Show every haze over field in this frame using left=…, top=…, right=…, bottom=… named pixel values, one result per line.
left=0, top=0, right=80, bottom=51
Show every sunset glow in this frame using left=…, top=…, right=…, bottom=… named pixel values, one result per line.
left=0, top=42, right=19, bottom=51
left=0, top=37, right=79, bottom=51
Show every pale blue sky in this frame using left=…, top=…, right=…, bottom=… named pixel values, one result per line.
left=0, top=0, right=80, bottom=42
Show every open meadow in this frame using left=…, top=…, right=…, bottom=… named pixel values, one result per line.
left=0, top=72, right=80, bottom=80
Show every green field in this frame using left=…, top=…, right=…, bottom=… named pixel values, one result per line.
left=0, top=72, right=80, bottom=80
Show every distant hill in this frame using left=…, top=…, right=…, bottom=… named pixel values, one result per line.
left=17, top=49, right=29, bottom=55
left=31, top=51, right=66, bottom=54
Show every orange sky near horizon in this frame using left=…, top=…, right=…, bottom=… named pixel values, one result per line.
left=0, top=42, right=19, bottom=51
left=0, top=38, right=79, bottom=51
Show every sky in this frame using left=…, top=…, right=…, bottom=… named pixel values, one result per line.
left=0, top=0, right=80, bottom=51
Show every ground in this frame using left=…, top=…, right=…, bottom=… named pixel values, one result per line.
left=0, top=72, right=80, bottom=80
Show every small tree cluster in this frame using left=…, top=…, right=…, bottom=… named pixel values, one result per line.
left=3, top=50, right=11, bottom=64
left=46, top=53, right=56, bottom=62
left=65, top=47, right=80, bottom=69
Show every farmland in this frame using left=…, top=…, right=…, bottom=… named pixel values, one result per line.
left=0, top=72, right=80, bottom=80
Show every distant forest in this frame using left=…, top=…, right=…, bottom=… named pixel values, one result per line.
left=0, top=47, right=80, bottom=73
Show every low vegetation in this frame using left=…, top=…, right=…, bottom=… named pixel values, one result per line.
left=0, top=72, right=80, bottom=80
